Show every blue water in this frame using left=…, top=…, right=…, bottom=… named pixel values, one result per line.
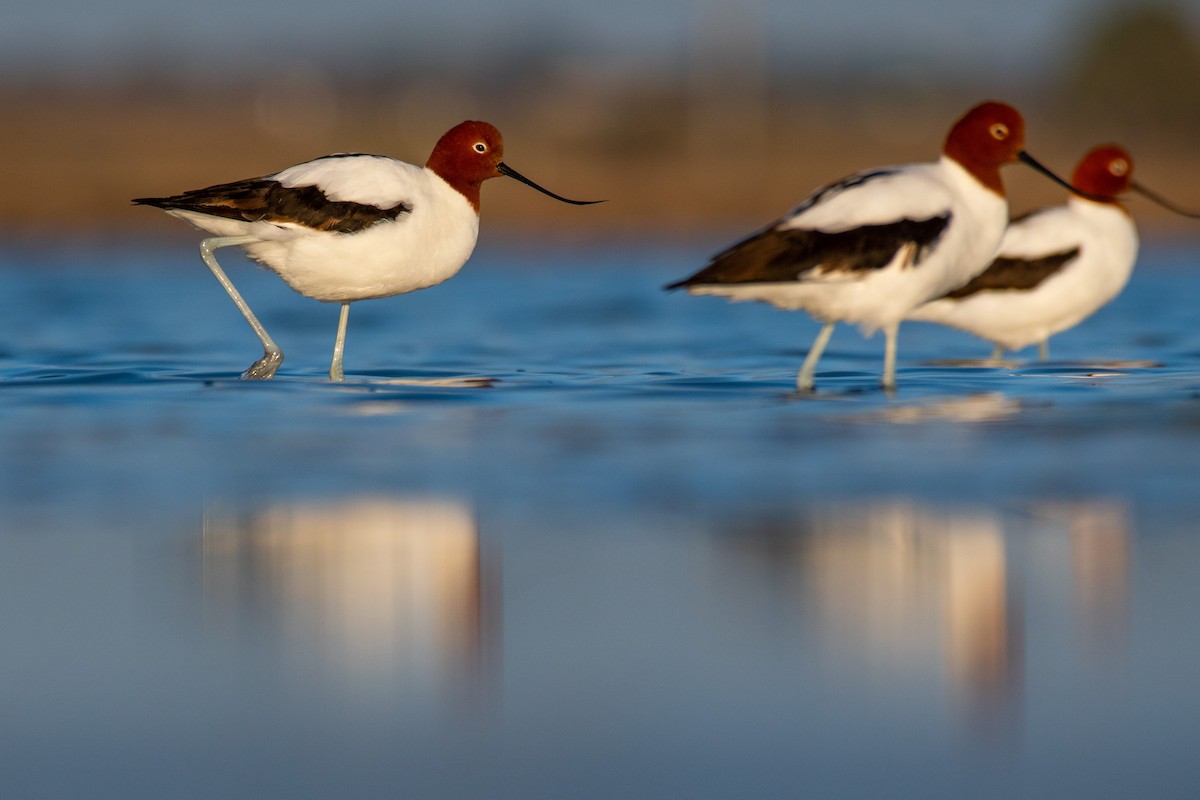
left=1, top=238, right=1198, bottom=799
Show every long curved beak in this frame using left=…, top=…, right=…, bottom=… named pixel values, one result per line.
left=497, top=162, right=604, bottom=205
left=1017, top=151, right=1105, bottom=201
left=1131, top=181, right=1200, bottom=219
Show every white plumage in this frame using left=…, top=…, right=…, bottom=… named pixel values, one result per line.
left=667, top=101, right=1080, bottom=391
left=136, top=121, right=597, bottom=381
left=909, top=145, right=1139, bottom=359
left=168, top=160, right=479, bottom=302
left=702, top=159, right=1006, bottom=329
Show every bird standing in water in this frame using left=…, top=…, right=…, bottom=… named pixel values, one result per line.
left=136, top=121, right=599, bottom=381
left=666, top=101, right=1085, bottom=392
left=909, top=144, right=1198, bottom=360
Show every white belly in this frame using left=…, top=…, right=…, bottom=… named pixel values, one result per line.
left=243, top=209, right=480, bottom=302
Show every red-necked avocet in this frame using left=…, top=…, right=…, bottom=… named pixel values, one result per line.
left=665, top=101, right=1083, bottom=392
left=136, top=121, right=599, bottom=381
left=909, top=144, right=1199, bottom=360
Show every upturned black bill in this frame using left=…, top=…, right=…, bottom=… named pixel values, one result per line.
left=1132, top=181, right=1200, bottom=219
left=498, top=162, right=603, bottom=205
left=1017, top=151, right=1105, bottom=201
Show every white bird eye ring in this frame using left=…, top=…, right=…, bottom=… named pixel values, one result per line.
left=473, top=143, right=487, bottom=153
left=989, top=123, right=1009, bottom=140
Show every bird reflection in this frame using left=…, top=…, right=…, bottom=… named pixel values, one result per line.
left=846, top=392, right=1023, bottom=424
left=202, top=497, right=494, bottom=702
left=1032, top=500, right=1130, bottom=657
left=730, top=502, right=1019, bottom=729
left=726, top=498, right=1133, bottom=733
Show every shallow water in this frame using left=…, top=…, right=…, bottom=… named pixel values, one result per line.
left=1, top=238, right=1198, bottom=799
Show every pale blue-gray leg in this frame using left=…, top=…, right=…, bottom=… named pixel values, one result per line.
left=1037, top=338, right=1050, bottom=362
left=330, top=302, right=351, bottom=382
left=199, top=236, right=283, bottom=380
left=990, top=343, right=1005, bottom=361
left=881, top=323, right=899, bottom=390
left=797, top=322, right=835, bottom=392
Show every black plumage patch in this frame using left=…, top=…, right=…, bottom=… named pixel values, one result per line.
left=944, top=248, right=1080, bottom=298
left=134, top=178, right=412, bottom=234
left=666, top=215, right=950, bottom=289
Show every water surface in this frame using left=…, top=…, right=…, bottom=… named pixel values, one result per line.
left=1, top=239, right=1198, bottom=799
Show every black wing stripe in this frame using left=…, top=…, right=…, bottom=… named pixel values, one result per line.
left=667, top=215, right=950, bottom=288
left=134, top=178, right=412, bottom=234
left=944, top=247, right=1081, bottom=298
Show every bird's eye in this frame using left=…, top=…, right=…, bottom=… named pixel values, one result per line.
left=1110, top=158, right=1129, bottom=177
left=989, top=123, right=1009, bottom=140
left=473, top=143, right=487, bottom=153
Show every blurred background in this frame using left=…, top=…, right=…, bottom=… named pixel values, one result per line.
left=3, top=0, right=1199, bottom=240
left=4, top=5, right=1200, bottom=796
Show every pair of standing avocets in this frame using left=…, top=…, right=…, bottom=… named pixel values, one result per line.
left=136, top=102, right=1196, bottom=388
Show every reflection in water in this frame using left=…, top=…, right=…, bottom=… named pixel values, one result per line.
left=940, top=518, right=1014, bottom=720
left=339, top=377, right=495, bottom=417
left=726, top=500, right=1131, bottom=731
left=846, top=393, right=1023, bottom=424
left=1032, top=500, right=1131, bottom=657
left=202, top=497, right=493, bottom=701
left=799, top=503, right=1017, bottom=725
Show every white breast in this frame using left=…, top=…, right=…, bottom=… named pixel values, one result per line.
left=909, top=199, right=1138, bottom=350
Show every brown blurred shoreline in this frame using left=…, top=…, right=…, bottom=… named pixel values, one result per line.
left=4, top=82, right=1200, bottom=243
